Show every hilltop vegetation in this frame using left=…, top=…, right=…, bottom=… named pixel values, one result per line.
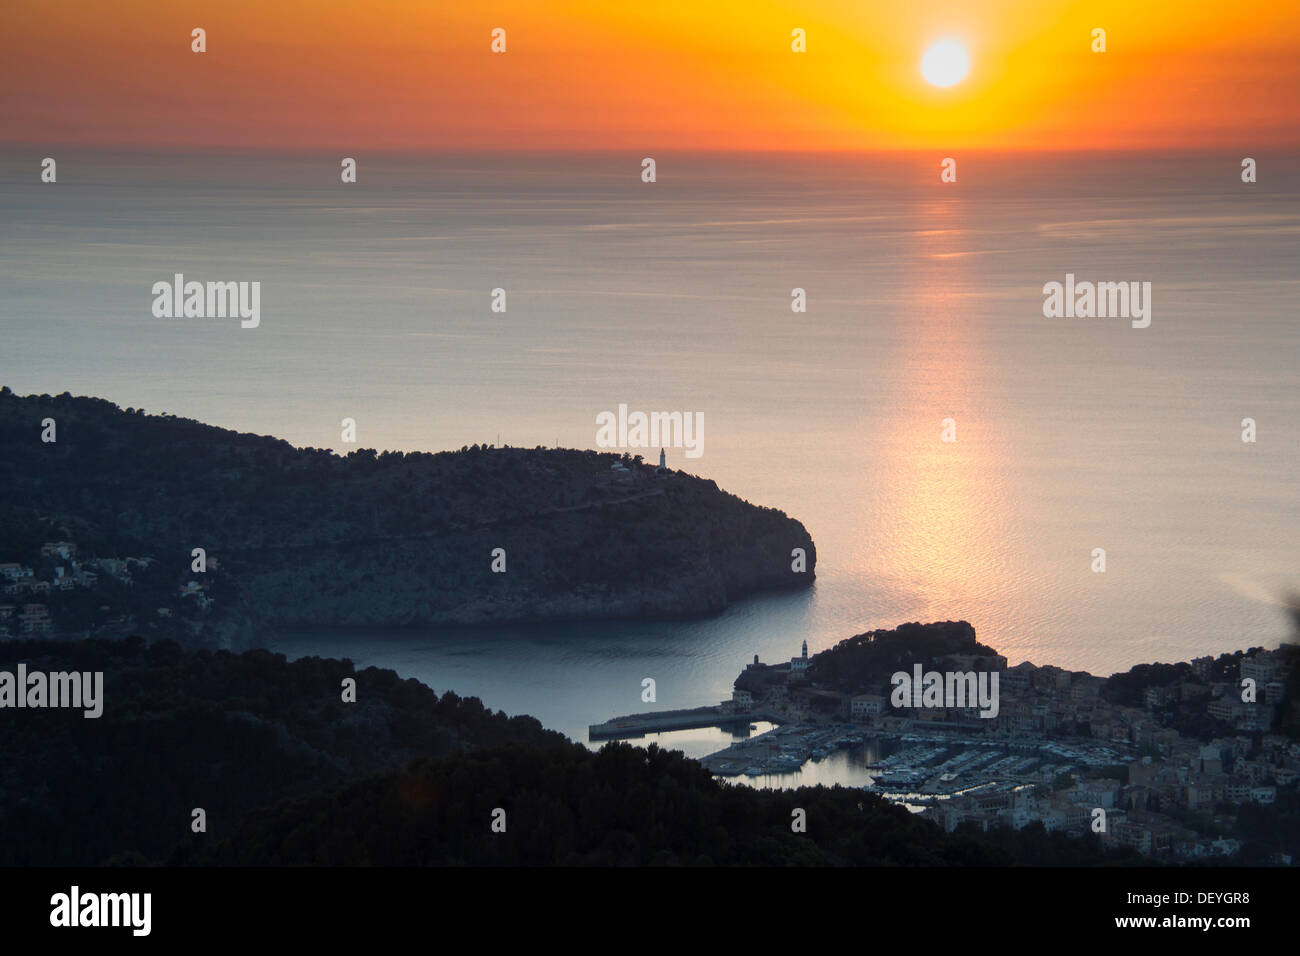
left=0, top=637, right=567, bottom=866
left=0, top=388, right=815, bottom=644
left=186, top=740, right=1016, bottom=866
left=805, top=620, right=1003, bottom=693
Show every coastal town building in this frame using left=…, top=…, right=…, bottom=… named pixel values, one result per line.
left=851, top=694, right=888, bottom=719
left=0, top=564, right=34, bottom=582
left=40, top=541, right=77, bottom=560
left=19, top=604, right=52, bottom=634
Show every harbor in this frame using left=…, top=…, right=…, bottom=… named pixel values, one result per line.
left=695, top=721, right=1131, bottom=801
left=587, top=632, right=1135, bottom=801
left=697, top=723, right=863, bottom=777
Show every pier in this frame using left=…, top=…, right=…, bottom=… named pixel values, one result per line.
left=588, top=706, right=774, bottom=741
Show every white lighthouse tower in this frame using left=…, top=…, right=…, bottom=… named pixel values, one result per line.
left=657, top=448, right=667, bottom=472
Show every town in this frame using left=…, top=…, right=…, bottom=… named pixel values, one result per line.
left=0, top=538, right=221, bottom=644
left=594, top=621, right=1299, bottom=863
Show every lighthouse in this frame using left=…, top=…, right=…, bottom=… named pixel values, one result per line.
left=656, top=448, right=667, bottom=472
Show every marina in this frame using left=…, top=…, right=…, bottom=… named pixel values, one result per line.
left=696, top=722, right=1132, bottom=799
left=699, top=723, right=871, bottom=777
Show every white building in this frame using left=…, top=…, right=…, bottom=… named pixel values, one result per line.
left=851, top=694, right=887, bottom=719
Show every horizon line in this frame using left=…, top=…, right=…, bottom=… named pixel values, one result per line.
left=3, top=143, right=1297, bottom=156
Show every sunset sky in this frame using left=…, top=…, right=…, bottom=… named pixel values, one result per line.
left=5, top=0, right=1299, bottom=150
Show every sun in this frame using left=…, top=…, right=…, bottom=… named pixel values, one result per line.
left=921, top=39, right=970, bottom=88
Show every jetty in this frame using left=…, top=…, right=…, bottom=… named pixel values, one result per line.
left=588, top=706, right=774, bottom=741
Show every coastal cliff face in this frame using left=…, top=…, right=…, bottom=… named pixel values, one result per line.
left=231, top=467, right=814, bottom=629
left=0, top=390, right=815, bottom=643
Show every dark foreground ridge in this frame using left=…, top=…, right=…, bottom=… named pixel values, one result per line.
left=0, top=636, right=568, bottom=866
left=0, top=388, right=815, bottom=647
left=0, top=635, right=1150, bottom=867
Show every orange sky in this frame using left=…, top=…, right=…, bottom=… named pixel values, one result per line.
left=4, top=0, right=1298, bottom=150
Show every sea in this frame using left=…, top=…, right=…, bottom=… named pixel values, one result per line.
left=3, top=149, right=1297, bottom=769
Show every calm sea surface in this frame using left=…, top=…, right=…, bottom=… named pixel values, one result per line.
left=3, top=150, right=1297, bottom=763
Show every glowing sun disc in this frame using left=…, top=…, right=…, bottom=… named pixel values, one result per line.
left=921, top=39, right=970, bottom=87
